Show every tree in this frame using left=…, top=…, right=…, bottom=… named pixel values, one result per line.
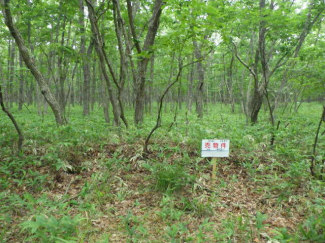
left=1, top=0, right=66, bottom=125
left=231, top=0, right=324, bottom=124
left=85, top=0, right=129, bottom=127
left=79, top=0, right=92, bottom=116
left=126, top=0, right=164, bottom=125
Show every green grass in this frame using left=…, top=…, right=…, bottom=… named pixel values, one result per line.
left=0, top=102, right=324, bottom=242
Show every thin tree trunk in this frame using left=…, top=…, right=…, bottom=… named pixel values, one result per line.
left=193, top=40, right=204, bottom=118
left=101, top=72, right=110, bottom=124
left=8, top=41, right=15, bottom=108
left=148, top=54, right=155, bottom=114
left=91, top=56, right=96, bottom=111
left=18, top=54, right=24, bottom=110
left=310, top=106, right=325, bottom=179
left=79, top=0, right=92, bottom=116
left=187, top=54, right=195, bottom=111
left=0, top=83, right=24, bottom=152
left=227, top=54, right=235, bottom=112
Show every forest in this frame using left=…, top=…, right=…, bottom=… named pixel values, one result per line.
left=0, top=0, right=325, bottom=242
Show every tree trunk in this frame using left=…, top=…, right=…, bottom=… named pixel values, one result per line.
left=56, top=10, right=70, bottom=113
left=9, top=41, right=15, bottom=108
left=148, top=54, right=155, bottom=114
left=187, top=55, right=195, bottom=111
left=193, top=40, right=204, bottom=119
left=249, top=88, right=264, bottom=124
left=227, top=54, right=235, bottom=112
left=91, top=56, right=96, bottom=111
left=18, top=54, right=24, bottom=110
left=79, top=0, right=92, bottom=116
left=101, top=72, right=110, bottom=124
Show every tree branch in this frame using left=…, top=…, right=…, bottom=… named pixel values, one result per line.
left=232, top=42, right=258, bottom=81
left=126, top=0, right=142, bottom=53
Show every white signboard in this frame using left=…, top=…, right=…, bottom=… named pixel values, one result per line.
left=201, top=139, right=230, bottom=157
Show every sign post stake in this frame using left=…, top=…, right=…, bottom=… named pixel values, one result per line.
left=211, top=158, right=217, bottom=181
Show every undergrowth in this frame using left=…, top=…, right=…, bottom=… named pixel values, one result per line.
left=0, top=103, right=324, bottom=242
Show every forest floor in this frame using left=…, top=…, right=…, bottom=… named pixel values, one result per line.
left=1, top=103, right=324, bottom=242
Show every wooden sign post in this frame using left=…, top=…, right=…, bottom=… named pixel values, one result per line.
left=211, top=158, right=217, bottom=181
left=201, top=140, right=230, bottom=181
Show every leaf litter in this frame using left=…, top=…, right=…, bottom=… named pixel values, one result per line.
left=1, top=141, right=323, bottom=242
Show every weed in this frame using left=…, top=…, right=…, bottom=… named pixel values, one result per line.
left=157, top=195, right=184, bottom=221
left=20, top=214, right=82, bottom=242
left=149, top=163, right=194, bottom=193
left=299, top=209, right=325, bottom=242
left=165, top=223, right=188, bottom=243
left=121, top=211, right=147, bottom=243
left=255, top=212, right=269, bottom=232
left=272, top=228, right=295, bottom=242
left=178, top=197, right=214, bottom=218
left=196, top=218, right=214, bottom=242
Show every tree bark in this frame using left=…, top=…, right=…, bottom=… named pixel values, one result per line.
left=8, top=40, right=15, bottom=108
left=187, top=54, right=195, bottom=111
left=227, top=54, right=235, bottom=112
left=100, top=72, right=110, bottom=124
left=18, top=54, right=24, bottom=110
left=91, top=55, right=96, bottom=111
left=193, top=40, right=205, bottom=118
left=147, top=54, right=155, bottom=114
left=57, top=16, right=68, bottom=112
